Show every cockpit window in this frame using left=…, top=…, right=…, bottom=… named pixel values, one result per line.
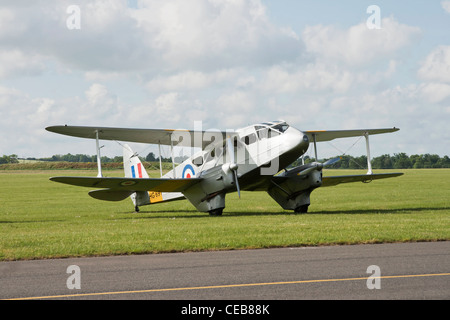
left=253, top=122, right=289, bottom=139
left=272, top=123, right=289, bottom=133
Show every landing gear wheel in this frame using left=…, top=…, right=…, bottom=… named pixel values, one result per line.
left=134, top=205, right=140, bottom=213
left=209, top=208, right=223, bottom=216
left=294, top=205, right=309, bottom=213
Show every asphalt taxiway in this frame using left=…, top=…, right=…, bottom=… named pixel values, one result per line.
left=1, top=241, right=449, bottom=300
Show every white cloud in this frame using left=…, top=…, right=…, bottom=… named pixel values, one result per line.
left=418, top=45, right=450, bottom=83
left=129, top=0, right=302, bottom=72
left=153, top=92, right=181, bottom=123
left=0, top=83, right=126, bottom=157
left=302, top=17, right=421, bottom=66
left=0, top=0, right=302, bottom=79
left=442, top=1, right=450, bottom=13
left=84, top=71, right=121, bottom=82
left=0, top=1, right=448, bottom=159
left=146, top=69, right=240, bottom=92
left=0, top=86, right=59, bottom=157
left=419, top=82, right=450, bottom=104
left=81, top=83, right=123, bottom=123
left=260, top=62, right=355, bottom=94
left=85, top=83, right=112, bottom=106
left=0, top=49, right=45, bottom=78
left=0, top=7, right=25, bottom=38
left=214, top=91, right=257, bottom=127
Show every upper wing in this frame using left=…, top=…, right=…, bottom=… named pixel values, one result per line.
left=305, top=128, right=399, bottom=142
left=322, top=172, right=403, bottom=187
left=50, top=176, right=201, bottom=192
left=46, top=125, right=234, bottom=149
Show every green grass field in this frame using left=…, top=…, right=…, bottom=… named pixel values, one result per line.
left=0, top=169, right=449, bottom=261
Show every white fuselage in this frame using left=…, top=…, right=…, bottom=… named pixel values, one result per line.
left=165, top=121, right=309, bottom=190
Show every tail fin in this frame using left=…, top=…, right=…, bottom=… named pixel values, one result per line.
left=123, top=144, right=149, bottom=179
left=122, top=144, right=186, bottom=212
left=123, top=144, right=150, bottom=211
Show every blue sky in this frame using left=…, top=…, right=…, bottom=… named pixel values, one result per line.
left=0, top=0, right=449, bottom=160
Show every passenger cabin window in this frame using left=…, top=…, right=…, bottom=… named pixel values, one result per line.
left=193, top=156, right=203, bottom=166
left=243, top=133, right=257, bottom=145
left=256, top=127, right=279, bottom=139
left=268, top=128, right=280, bottom=137
left=254, top=126, right=269, bottom=139
left=258, top=128, right=269, bottom=139
left=203, top=149, right=215, bottom=163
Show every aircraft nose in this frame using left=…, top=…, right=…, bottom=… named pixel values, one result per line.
left=285, top=127, right=309, bottom=154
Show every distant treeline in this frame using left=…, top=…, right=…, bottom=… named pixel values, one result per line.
left=301, top=153, right=450, bottom=169
left=1, top=152, right=450, bottom=169
left=0, top=154, right=19, bottom=164
left=7, top=152, right=178, bottom=164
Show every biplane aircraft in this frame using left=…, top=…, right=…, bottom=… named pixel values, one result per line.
left=46, top=121, right=402, bottom=215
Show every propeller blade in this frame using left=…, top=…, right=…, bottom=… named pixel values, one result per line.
left=323, top=156, right=341, bottom=167
left=234, top=170, right=241, bottom=198
left=226, top=135, right=241, bottom=198
left=289, top=156, right=341, bottom=177
left=297, top=163, right=321, bottom=176
left=226, top=136, right=235, bottom=164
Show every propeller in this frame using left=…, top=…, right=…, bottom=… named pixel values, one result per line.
left=226, top=136, right=241, bottom=198
left=323, top=157, right=341, bottom=167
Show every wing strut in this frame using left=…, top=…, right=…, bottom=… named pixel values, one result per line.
left=311, top=130, right=377, bottom=174
left=170, top=135, right=176, bottom=178
left=312, top=133, right=318, bottom=161
left=158, top=141, right=163, bottom=178
left=95, top=130, right=103, bottom=178
left=364, top=132, right=373, bottom=175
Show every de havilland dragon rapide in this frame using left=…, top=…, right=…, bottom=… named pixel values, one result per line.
left=46, top=121, right=402, bottom=215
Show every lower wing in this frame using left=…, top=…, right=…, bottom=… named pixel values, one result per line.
left=50, top=176, right=201, bottom=192
left=321, top=173, right=403, bottom=187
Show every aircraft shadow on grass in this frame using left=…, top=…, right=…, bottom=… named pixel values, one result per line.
left=0, top=219, right=66, bottom=224
left=115, top=206, right=450, bottom=220
left=1, top=207, right=446, bottom=224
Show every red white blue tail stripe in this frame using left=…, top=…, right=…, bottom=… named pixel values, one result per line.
left=131, top=163, right=143, bottom=178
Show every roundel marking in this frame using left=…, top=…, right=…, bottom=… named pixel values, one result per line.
left=182, top=164, right=195, bottom=179
left=120, top=180, right=137, bottom=186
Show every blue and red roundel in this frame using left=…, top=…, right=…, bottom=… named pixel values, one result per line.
left=182, top=164, right=195, bottom=179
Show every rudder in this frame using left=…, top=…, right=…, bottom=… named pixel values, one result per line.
left=123, top=144, right=150, bottom=211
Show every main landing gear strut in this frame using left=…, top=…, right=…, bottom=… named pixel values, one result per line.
left=209, top=208, right=223, bottom=216
left=294, top=204, right=309, bottom=213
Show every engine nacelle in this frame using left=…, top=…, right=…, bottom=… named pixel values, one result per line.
left=221, top=163, right=238, bottom=190
left=182, top=162, right=238, bottom=213
left=267, top=169, right=323, bottom=213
